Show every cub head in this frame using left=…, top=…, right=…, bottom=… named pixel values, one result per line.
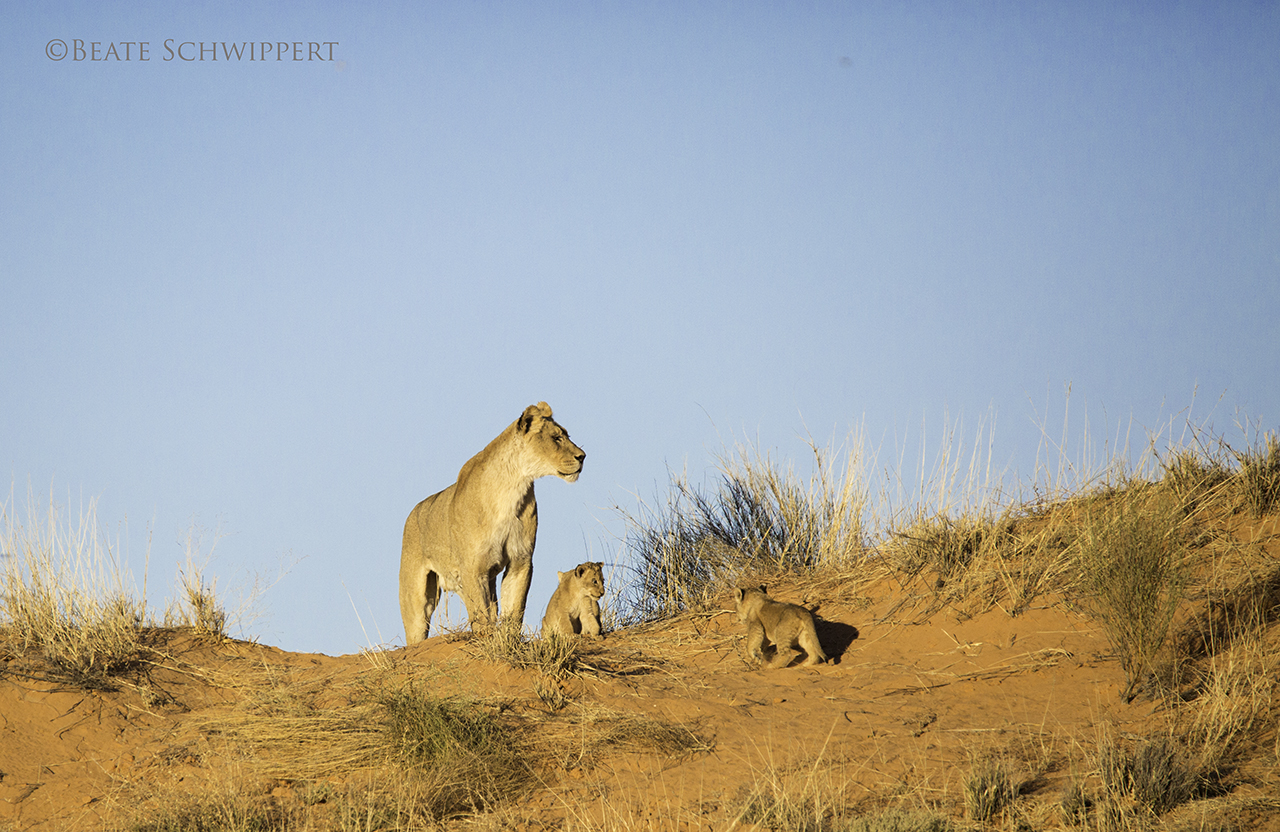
left=734, top=585, right=769, bottom=621
left=569, top=561, right=606, bottom=599
left=517, top=401, right=586, bottom=482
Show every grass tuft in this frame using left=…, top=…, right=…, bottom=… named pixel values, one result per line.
left=1233, top=431, right=1280, bottom=518
left=375, top=682, right=533, bottom=817
left=963, top=755, right=1016, bottom=823
left=1, top=492, right=147, bottom=690
left=1100, top=735, right=1198, bottom=818
left=614, top=438, right=871, bottom=623
left=1159, top=443, right=1232, bottom=514
left=470, top=623, right=581, bottom=678
left=1076, top=488, right=1189, bottom=701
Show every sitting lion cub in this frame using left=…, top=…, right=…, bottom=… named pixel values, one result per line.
left=541, top=562, right=606, bottom=638
left=734, top=585, right=829, bottom=668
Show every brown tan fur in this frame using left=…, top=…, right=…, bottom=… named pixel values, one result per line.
left=734, top=585, right=829, bottom=668
left=541, top=561, right=605, bottom=638
left=399, top=402, right=585, bottom=644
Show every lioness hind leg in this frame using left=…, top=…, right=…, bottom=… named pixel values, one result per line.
left=400, top=570, right=440, bottom=645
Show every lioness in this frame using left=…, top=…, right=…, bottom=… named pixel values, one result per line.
left=541, top=561, right=605, bottom=638
left=399, top=402, right=585, bottom=644
left=734, top=585, right=829, bottom=668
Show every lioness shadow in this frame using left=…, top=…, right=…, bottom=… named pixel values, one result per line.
left=815, top=618, right=860, bottom=664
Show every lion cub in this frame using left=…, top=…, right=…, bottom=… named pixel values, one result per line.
left=734, top=586, right=829, bottom=668
left=541, top=562, right=605, bottom=638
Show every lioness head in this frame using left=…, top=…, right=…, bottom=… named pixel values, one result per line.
left=518, top=401, right=586, bottom=482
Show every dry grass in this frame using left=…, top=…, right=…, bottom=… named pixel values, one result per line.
left=613, top=435, right=874, bottom=624
left=469, top=622, right=582, bottom=678
left=963, top=754, right=1016, bottom=823
left=167, top=528, right=229, bottom=637
left=0, top=491, right=148, bottom=689
left=1233, top=430, right=1280, bottom=519
left=8, top=410, right=1280, bottom=831
left=169, top=657, right=708, bottom=830
left=1075, top=487, right=1191, bottom=701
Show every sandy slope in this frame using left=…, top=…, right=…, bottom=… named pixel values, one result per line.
left=2, top=570, right=1278, bottom=831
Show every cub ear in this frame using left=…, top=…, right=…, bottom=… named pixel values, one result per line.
left=758, top=584, right=768, bottom=594
left=575, top=564, right=588, bottom=577
left=735, top=587, right=746, bottom=602
left=518, top=401, right=554, bottom=433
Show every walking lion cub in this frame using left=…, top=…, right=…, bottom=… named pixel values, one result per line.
left=734, top=585, right=829, bottom=668
left=541, top=561, right=605, bottom=638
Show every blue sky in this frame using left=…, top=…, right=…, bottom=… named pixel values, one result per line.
left=3, top=2, right=1277, bottom=656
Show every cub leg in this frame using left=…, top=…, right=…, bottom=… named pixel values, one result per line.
left=766, top=620, right=801, bottom=668
left=798, top=628, right=828, bottom=666
left=745, top=620, right=768, bottom=665
left=768, top=643, right=800, bottom=668
left=578, top=598, right=602, bottom=637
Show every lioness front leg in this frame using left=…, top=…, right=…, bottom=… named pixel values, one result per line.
left=458, top=571, right=498, bottom=632
left=498, top=561, right=532, bottom=627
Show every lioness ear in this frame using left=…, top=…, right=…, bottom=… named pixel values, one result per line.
left=758, top=584, right=767, bottom=594
left=735, top=587, right=745, bottom=602
left=518, top=402, right=554, bottom=433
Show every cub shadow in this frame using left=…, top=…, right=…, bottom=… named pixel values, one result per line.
left=815, top=618, right=860, bottom=664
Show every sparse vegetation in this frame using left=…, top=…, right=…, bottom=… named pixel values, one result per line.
left=377, top=682, right=533, bottom=816
left=5, top=412, right=1280, bottom=831
left=1076, top=487, right=1190, bottom=701
left=1093, top=734, right=1201, bottom=830
left=0, top=490, right=237, bottom=696
left=168, top=528, right=229, bottom=637
left=845, top=809, right=954, bottom=832
left=613, top=438, right=871, bottom=623
left=964, top=755, right=1016, bottom=823
left=1234, top=431, right=1280, bottom=519
left=470, top=621, right=581, bottom=678
left=0, top=493, right=148, bottom=689
left=1159, top=443, right=1232, bottom=514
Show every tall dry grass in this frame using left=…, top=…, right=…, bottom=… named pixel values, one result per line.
left=1234, top=430, right=1280, bottom=519
left=611, top=412, right=1279, bottom=702
left=0, top=490, right=148, bottom=689
left=1, top=487, right=233, bottom=690
left=1075, top=486, right=1190, bottom=702
left=613, top=435, right=875, bottom=623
